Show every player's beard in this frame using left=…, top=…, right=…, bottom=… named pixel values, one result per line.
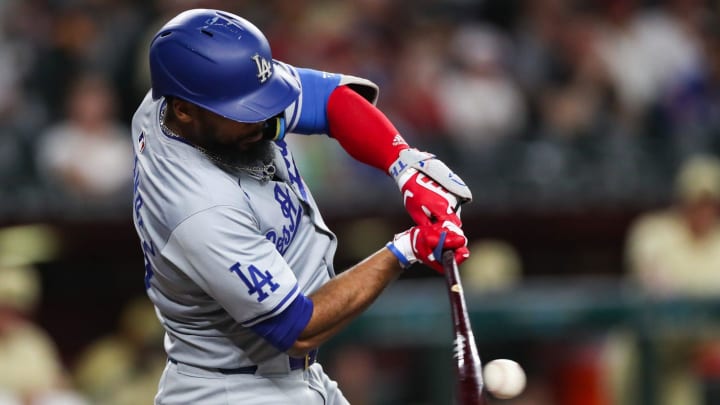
left=203, top=138, right=275, bottom=168
left=197, top=117, right=276, bottom=167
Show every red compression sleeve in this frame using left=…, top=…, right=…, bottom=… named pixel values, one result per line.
left=327, top=85, right=409, bottom=173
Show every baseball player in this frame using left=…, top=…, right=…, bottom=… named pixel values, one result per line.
left=131, top=9, right=472, bottom=404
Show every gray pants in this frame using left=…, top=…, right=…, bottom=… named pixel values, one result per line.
left=155, top=361, right=349, bottom=404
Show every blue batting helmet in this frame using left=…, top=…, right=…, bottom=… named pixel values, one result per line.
left=149, top=9, right=299, bottom=123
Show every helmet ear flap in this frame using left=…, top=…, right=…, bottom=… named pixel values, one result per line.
left=262, top=115, right=286, bottom=142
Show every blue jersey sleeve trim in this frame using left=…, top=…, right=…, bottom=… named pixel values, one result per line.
left=291, top=68, right=342, bottom=135
left=250, top=293, right=314, bottom=352
left=241, top=284, right=299, bottom=326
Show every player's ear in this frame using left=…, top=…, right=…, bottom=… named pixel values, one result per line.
left=171, top=99, right=195, bottom=124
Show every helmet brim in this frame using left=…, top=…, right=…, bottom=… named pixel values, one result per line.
left=198, top=64, right=300, bottom=123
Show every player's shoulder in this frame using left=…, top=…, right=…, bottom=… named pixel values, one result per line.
left=161, top=161, right=253, bottom=226
left=132, top=91, right=158, bottom=128
left=134, top=152, right=252, bottom=232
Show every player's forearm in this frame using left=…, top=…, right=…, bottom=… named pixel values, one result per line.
left=288, top=248, right=402, bottom=356
left=327, top=85, right=408, bottom=172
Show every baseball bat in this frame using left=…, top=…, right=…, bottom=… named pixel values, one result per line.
left=442, top=250, right=487, bottom=405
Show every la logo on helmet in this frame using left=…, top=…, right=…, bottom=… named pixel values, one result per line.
left=252, top=54, right=273, bottom=83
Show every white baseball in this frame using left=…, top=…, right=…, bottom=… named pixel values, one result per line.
left=482, top=359, right=526, bottom=399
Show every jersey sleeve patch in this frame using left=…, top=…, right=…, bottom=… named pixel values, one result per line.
left=249, top=293, right=313, bottom=352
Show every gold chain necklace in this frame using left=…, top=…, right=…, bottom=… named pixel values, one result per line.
left=159, top=103, right=276, bottom=182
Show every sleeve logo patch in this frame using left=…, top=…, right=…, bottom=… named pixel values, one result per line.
left=229, top=262, right=280, bottom=302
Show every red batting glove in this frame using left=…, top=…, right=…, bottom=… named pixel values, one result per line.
left=388, top=148, right=471, bottom=227
left=386, top=222, right=469, bottom=273
left=398, top=168, right=462, bottom=227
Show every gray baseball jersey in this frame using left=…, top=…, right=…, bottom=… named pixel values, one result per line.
left=131, top=61, right=378, bottom=403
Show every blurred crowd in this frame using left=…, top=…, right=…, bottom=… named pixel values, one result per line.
left=0, top=0, right=719, bottom=217
left=0, top=224, right=164, bottom=405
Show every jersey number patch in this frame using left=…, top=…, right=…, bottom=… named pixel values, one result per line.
left=229, top=263, right=280, bottom=302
